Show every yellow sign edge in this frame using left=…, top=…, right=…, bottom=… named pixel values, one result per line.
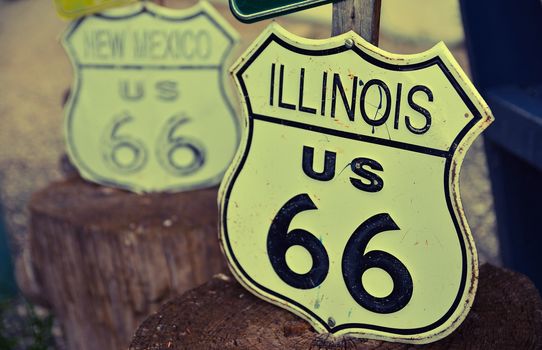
left=218, top=22, right=493, bottom=344
left=61, top=1, right=240, bottom=193
left=54, top=0, right=139, bottom=19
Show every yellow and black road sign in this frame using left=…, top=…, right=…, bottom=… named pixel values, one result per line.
left=62, top=2, right=240, bottom=192
left=219, top=24, right=493, bottom=343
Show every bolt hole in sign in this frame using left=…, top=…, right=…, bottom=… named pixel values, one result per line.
left=62, top=2, right=240, bottom=192
left=219, top=24, right=493, bottom=344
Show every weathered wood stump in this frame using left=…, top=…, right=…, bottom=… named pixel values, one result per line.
left=24, top=176, right=225, bottom=350
left=130, top=264, right=542, bottom=350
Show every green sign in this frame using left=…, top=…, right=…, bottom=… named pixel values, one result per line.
left=230, top=0, right=336, bottom=22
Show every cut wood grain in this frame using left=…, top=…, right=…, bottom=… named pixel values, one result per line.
left=24, top=176, right=225, bottom=350
left=130, top=264, right=542, bottom=350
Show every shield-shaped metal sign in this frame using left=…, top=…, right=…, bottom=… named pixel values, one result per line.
left=63, top=2, right=239, bottom=192
left=219, top=24, right=493, bottom=343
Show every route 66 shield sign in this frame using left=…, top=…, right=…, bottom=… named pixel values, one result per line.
left=63, top=2, right=240, bottom=192
left=219, top=24, right=493, bottom=343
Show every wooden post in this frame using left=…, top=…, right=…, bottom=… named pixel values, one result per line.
left=332, top=0, right=381, bottom=45
left=24, top=176, right=225, bottom=350
left=16, top=91, right=227, bottom=350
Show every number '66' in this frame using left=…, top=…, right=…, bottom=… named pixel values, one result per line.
left=101, top=112, right=205, bottom=176
left=267, top=194, right=414, bottom=314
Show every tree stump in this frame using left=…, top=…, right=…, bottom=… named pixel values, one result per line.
left=130, top=264, right=542, bottom=350
left=25, top=176, right=225, bottom=350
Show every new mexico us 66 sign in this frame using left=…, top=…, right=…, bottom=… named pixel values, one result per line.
left=63, top=2, right=239, bottom=192
left=219, top=24, right=493, bottom=343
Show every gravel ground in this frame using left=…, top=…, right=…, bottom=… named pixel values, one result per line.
left=0, top=0, right=499, bottom=348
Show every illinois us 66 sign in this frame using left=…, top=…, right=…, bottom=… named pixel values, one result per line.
left=63, top=2, right=239, bottom=192
left=219, top=24, right=493, bottom=343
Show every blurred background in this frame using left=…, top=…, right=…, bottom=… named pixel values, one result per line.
left=0, top=0, right=500, bottom=348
